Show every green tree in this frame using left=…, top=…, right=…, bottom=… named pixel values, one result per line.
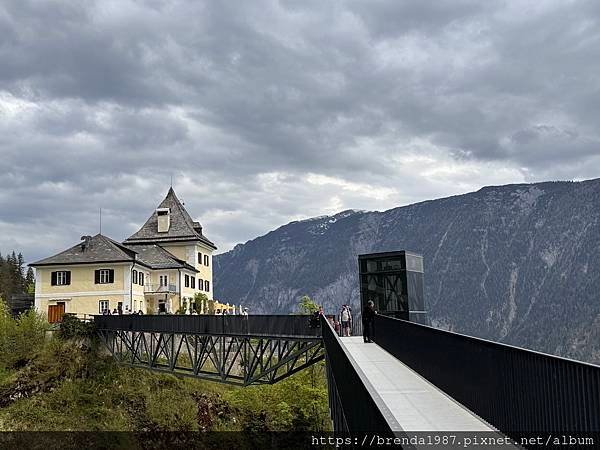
left=298, top=295, right=319, bottom=315
left=207, top=299, right=215, bottom=315
left=193, top=292, right=209, bottom=314
left=25, top=268, right=35, bottom=294
left=0, top=250, right=32, bottom=302
left=16, top=253, right=25, bottom=294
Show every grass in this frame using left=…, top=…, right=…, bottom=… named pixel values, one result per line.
left=0, top=305, right=331, bottom=432
left=0, top=340, right=234, bottom=431
left=0, top=336, right=330, bottom=432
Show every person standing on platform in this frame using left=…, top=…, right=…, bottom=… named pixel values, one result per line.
left=341, top=305, right=352, bottom=336
left=362, top=301, right=376, bottom=343
left=348, top=306, right=353, bottom=336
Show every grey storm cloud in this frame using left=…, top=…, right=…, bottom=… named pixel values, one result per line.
left=1, top=0, right=600, bottom=262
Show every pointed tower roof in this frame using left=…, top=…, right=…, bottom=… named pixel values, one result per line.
left=123, top=188, right=217, bottom=249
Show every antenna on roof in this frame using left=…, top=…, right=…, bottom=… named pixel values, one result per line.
left=170, top=174, right=173, bottom=188
left=99, top=208, right=102, bottom=235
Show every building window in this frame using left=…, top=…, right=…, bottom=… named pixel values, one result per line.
left=199, top=279, right=204, bottom=291
left=190, top=277, right=195, bottom=289
left=185, top=274, right=190, bottom=287
left=198, top=252, right=202, bottom=264
left=204, top=255, right=209, bottom=266
left=205, top=280, right=210, bottom=292
left=132, top=269, right=138, bottom=285
left=99, top=300, right=109, bottom=314
left=159, top=275, right=168, bottom=286
left=52, top=270, right=71, bottom=286
left=57, top=271, right=67, bottom=285
left=95, top=269, right=114, bottom=284
left=139, top=272, right=144, bottom=286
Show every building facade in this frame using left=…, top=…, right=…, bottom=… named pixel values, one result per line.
left=30, top=188, right=217, bottom=320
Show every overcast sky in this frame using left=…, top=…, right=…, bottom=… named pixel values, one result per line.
left=1, top=0, right=600, bottom=262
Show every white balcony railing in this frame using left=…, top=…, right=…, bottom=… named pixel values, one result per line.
left=144, top=284, right=177, bottom=293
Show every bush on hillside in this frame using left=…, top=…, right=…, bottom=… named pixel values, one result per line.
left=225, top=361, right=330, bottom=431
left=0, top=299, right=48, bottom=369
left=0, top=298, right=332, bottom=433
left=58, top=315, right=96, bottom=340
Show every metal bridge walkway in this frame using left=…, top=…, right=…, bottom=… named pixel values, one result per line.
left=340, top=336, right=492, bottom=431
left=324, top=314, right=600, bottom=440
left=94, top=313, right=600, bottom=440
left=94, top=314, right=324, bottom=386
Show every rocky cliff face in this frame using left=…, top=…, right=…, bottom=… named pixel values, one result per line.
left=214, top=179, right=600, bottom=364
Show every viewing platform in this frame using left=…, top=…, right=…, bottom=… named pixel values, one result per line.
left=340, top=336, right=493, bottom=431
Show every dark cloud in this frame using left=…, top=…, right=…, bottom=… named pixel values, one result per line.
left=0, top=0, right=599, bottom=262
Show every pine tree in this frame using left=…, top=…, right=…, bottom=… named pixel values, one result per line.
left=0, top=250, right=31, bottom=302
left=26, top=267, right=35, bottom=294
left=16, top=253, right=25, bottom=294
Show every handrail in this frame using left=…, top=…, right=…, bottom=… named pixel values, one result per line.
left=143, top=284, right=177, bottom=293
left=93, top=314, right=322, bottom=338
left=320, top=315, right=401, bottom=434
left=373, top=314, right=600, bottom=434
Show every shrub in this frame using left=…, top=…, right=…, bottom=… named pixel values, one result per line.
left=225, top=361, right=330, bottom=431
left=0, top=299, right=48, bottom=369
left=58, top=315, right=96, bottom=340
left=298, top=295, right=319, bottom=315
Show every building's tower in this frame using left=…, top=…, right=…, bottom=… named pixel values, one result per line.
left=358, top=251, right=427, bottom=324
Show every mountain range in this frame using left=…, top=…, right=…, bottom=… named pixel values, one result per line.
left=214, top=179, right=600, bottom=364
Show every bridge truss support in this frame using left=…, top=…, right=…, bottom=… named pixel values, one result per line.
left=97, top=329, right=324, bottom=386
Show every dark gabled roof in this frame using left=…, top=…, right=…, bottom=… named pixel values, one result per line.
left=124, top=244, right=198, bottom=272
left=29, top=234, right=198, bottom=273
left=122, top=187, right=217, bottom=249
left=30, top=234, right=138, bottom=267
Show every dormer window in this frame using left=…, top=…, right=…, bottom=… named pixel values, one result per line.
left=157, top=208, right=170, bottom=233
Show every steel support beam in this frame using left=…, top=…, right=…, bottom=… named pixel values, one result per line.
left=97, top=329, right=324, bottom=386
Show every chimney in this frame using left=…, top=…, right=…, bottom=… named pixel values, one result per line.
left=80, top=235, right=92, bottom=251
left=156, top=208, right=170, bottom=233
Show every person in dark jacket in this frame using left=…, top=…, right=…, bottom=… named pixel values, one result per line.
left=362, top=300, right=376, bottom=343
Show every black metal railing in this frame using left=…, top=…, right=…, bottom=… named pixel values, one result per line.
left=324, top=314, right=363, bottom=338
left=94, top=314, right=322, bottom=338
left=321, top=315, right=401, bottom=434
left=373, top=314, right=600, bottom=434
